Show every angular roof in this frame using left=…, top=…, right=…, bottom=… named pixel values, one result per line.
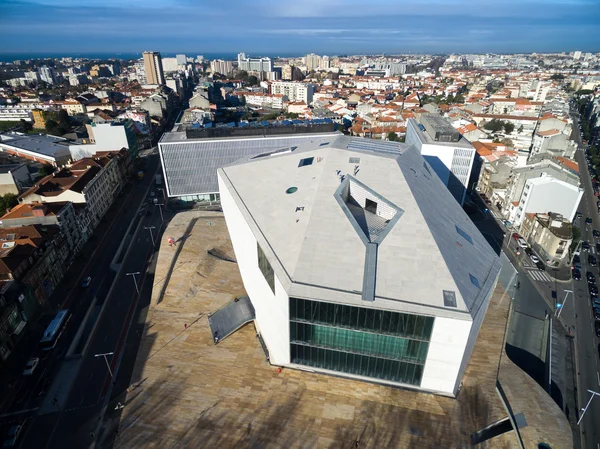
left=219, top=135, right=500, bottom=320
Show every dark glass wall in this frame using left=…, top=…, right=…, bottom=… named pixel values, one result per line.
left=257, top=243, right=275, bottom=293
left=289, top=297, right=434, bottom=386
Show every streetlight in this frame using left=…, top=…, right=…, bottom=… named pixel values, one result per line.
left=126, top=272, right=140, bottom=294
left=556, top=289, right=573, bottom=318
left=154, top=203, right=164, bottom=222
left=94, top=352, right=114, bottom=379
left=144, top=226, right=156, bottom=246
left=577, top=390, right=600, bottom=425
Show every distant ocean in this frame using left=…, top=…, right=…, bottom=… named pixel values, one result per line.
left=0, top=52, right=303, bottom=63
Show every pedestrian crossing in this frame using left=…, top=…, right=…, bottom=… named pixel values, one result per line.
left=524, top=267, right=552, bottom=282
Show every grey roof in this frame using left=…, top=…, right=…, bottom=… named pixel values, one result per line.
left=407, top=118, right=473, bottom=149
left=218, top=135, right=500, bottom=320
left=0, top=133, right=72, bottom=159
left=159, top=132, right=340, bottom=197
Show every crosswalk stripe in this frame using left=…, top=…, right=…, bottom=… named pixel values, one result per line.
left=528, top=270, right=552, bottom=282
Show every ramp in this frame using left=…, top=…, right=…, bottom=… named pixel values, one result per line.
left=208, top=296, right=255, bottom=344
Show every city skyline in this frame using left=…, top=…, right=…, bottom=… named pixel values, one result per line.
left=1, top=0, right=599, bottom=55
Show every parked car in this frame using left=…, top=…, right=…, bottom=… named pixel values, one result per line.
left=3, top=424, right=22, bottom=447
left=517, top=238, right=528, bottom=249
left=593, top=306, right=600, bottom=320
left=586, top=217, right=593, bottom=225
left=573, top=268, right=582, bottom=280
left=589, top=284, right=599, bottom=297
left=573, top=254, right=581, bottom=264
left=81, top=276, right=92, bottom=288
left=22, top=357, right=39, bottom=376
left=530, top=253, right=540, bottom=263
left=593, top=229, right=600, bottom=239
left=512, top=233, right=521, bottom=241
left=582, top=241, right=590, bottom=251
left=589, top=255, right=598, bottom=267
left=576, top=211, right=583, bottom=218
left=595, top=321, right=600, bottom=337
left=587, top=271, right=596, bottom=284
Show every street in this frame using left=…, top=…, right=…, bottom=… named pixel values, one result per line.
left=0, top=153, right=169, bottom=448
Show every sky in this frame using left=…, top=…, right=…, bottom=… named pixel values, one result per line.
left=0, top=0, right=599, bottom=56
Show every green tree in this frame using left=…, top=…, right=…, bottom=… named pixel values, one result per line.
left=454, top=93, right=465, bottom=103
left=484, top=119, right=504, bottom=133
left=501, top=138, right=514, bottom=147
left=387, top=131, right=398, bottom=141
left=517, top=125, right=524, bottom=133
left=0, top=193, right=18, bottom=215
left=503, top=122, right=514, bottom=134
left=550, top=74, right=565, bottom=80
left=246, top=75, right=259, bottom=86
left=45, top=119, right=59, bottom=135
left=39, top=164, right=55, bottom=177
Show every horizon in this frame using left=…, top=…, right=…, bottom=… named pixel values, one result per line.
left=1, top=0, right=599, bottom=55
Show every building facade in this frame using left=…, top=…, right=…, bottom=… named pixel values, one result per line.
left=143, top=51, right=165, bottom=86
left=270, top=81, right=316, bottom=105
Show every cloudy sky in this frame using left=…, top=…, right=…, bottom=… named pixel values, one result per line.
left=0, top=0, right=598, bottom=56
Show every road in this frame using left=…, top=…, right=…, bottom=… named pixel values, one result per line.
left=569, top=109, right=600, bottom=449
left=5, top=153, right=165, bottom=448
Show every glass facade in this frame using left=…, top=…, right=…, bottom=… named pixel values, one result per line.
left=289, top=297, right=434, bottom=386
left=257, top=243, right=275, bottom=293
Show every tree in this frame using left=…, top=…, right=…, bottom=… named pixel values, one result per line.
left=0, top=193, right=18, bottom=215
left=517, top=125, right=524, bottom=134
left=246, top=75, right=259, bottom=86
left=45, top=119, right=59, bottom=135
left=454, top=93, right=465, bottom=103
left=501, top=138, right=514, bottom=147
left=387, top=132, right=398, bottom=141
left=483, top=119, right=504, bottom=133
left=503, top=122, right=514, bottom=134
left=550, top=74, right=565, bottom=81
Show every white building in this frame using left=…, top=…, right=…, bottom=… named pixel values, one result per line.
left=161, top=57, right=179, bottom=73
left=38, top=66, right=57, bottom=85
left=210, top=60, right=233, bottom=76
left=405, top=115, right=476, bottom=205
left=237, top=53, right=273, bottom=73
left=218, top=136, right=501, bottom=397
left=270, top=81, right=316, bottom=105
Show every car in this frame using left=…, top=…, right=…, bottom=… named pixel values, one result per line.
left=589, top=255, right=598, bottom=267
left=81, top=276, right=91, bottom=288
left=582, top=241, right=590, bottom=251
left=517, top=238, right=528, bottom=249
left=593, top=297, right=600, bottom=308
left=573, top=254, right=581, bottom=264
left=595, top=321, right=600, bottom=337
left=573, top=261, right=582, bottom=271
left=589, top=284, right=599, bottom=296
left=573, top=268, right=582, bottom=280
left=512, top=233, right=521, bottom=242
left=596, top=243, right=600, bottom=253
left=530, top=253, right=540, bottom=263
left=150, top=192, right=155, bottom=197
left=593, top=306, right=600, bottom=321
left=594, top=229, right=600, bottom=239
left=587, top=271, right=596, bottom=283
left=22, top=357, right=39, bottom=376
left=586, top=217, right=593, bottom=225
left=576, top=211, right=583, bottom=218
left=3, top=425, right=22, bottom=447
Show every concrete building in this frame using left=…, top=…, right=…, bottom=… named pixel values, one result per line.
left=38, top=66, right=57, bottom=85
left=405, top=115, right=476, bottom=205
left=0, top=164, right=31, bottom=195
left=305, top=53, right=321, bottom=71
left=502, top=159, right=583, bottom=226
left=143, top=51, right=165, bottom=86
left=211, top=60, right=233, bottom=76
left=217, top=135, right=500, bottom=396
left=270, top=81, right=316, bottom=105
left=69, top=120, right=138, bottom=161
left=158, top=122, right=338, bottom=202
left=530, top=129, right=576, bottom=159
left=237, top=53, right=273, bottom=73
left=520, top=212, right=572, bottom=264
left=161, top=57, right=179, bottom=73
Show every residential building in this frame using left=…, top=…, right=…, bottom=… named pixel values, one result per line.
left=176, top=54, right=187, bottom=65
left=38, top=66, right=57, bottom=85
left=18, top=154, right=124, bottom=236
left=242, top=92, right=286, bottom=110
left=530, top=129, right=576, bottom=159
left=502, top=159, right=583, bottom=226
left=158, top=121, right=338, bottom=203
left=69, top=120, right=138, bottom=161
left=0, top=282, right=37, bottom=362
left=520, top=212, right=572, bottom=264
left=270, top=81, right=316, bottom=104
left=211, top=60, right=233, bottom=76
left=143, top=51, right=165, bottom=85
left=217, top=135, right=500, bottom=396
left=305, top=53, right=321, bottom=71
left=405, top=114, right=476, bottom=204
left=0, top=164, right=32, bottom=195
left=161, top=57, right=179, bottom=73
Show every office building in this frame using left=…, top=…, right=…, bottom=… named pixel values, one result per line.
left=217, top=135, right=501, bottom=396
left=270, top=81, right=316, bottom=105
left=405, top=114, right=476, bottom=205
left=38, top=66, right=57, bottom=85
left=237, top=52, right=273, bottom=73
left=143, top=51, right=165, bottom=85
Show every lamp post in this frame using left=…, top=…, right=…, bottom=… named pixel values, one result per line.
left=154, top=203, right=164, bottom=222
left=126, top=272, right=140, bottom=294
left=577, top=390, right=600, bottom=425
left=94, top=352, right=114, bottom=379
left=556, top=289, right=573, bottom=318
left=144, top=226, right=156, bottom=246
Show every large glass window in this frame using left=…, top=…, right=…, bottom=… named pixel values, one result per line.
left=257, top=243, right=275, bottom=293
left=289, top=297, right=434, bottom=386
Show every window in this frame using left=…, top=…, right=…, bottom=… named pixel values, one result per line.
left=469, top=273, right=481, bottom=288
left=349, top=157, right=360, bottom=164
left=257, top=243, right=275, bottom=293
left=298, top=157, right=314, bottom=167
left=455, top=225, right=473, bottom=245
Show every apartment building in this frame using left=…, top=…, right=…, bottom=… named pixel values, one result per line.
left=143, top=51, right=165, bottom=85
left=218, top=135, right=500, bottom=396
left=520, top=212, right=572, bottom=264
left=211, top=60, right=233, bottom=76
left=270, top=81, right=316, bottom=105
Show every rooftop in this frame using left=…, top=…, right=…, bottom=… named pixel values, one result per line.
left=218, top=135, right=500, bottom=320
left=408, top=116, right=473, bottom=149
left=0, top=132, right=72, bottom=159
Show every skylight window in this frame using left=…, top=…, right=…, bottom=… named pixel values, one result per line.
left=469, top=274, right=481, bottom=288
left=455, top=225, right=473, bottom=245
left=349, top=157, right=360, bottom=164
left=298, top=157, right=314, bottom=167
left=319, top=142, right=329, bottom=146
left=443, top=290, right=457, bottom=308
